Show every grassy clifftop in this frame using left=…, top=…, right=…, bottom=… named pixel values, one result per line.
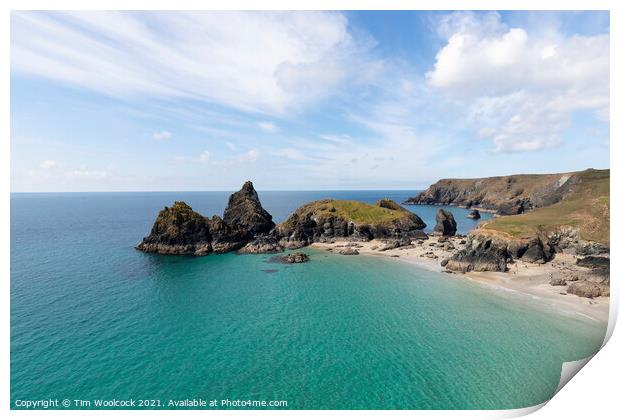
left=282, top=199, right=414, bottom=225
left=483, top=169, right=609, bottom=244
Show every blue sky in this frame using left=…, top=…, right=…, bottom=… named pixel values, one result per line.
left=10, top=11, right=610, bottom=192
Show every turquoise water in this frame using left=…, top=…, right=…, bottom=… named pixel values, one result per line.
left=11, top=192, right=605, bottom=409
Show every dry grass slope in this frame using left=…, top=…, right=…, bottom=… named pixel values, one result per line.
left=484, top=169, right=609, bottom=244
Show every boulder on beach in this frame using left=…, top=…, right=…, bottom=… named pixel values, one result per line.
left=567, top=280, right=609, bottom=298
left=339, top=247, right=359, bottom=255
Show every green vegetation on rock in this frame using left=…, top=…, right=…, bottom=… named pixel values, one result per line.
left=282, top=199, right=413, bottom=226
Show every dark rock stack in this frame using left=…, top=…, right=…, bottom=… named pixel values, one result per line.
left=467, top=209, right=481, bottom=219
left=223, top=181, right=275, bottom=236
left=433, top=209, right=457, bottom=236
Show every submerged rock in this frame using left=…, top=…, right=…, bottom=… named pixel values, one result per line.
left=278, top=252, right=310, bottom=263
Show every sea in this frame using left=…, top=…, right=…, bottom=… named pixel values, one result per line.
left=10, top=190, right=606, bottom=409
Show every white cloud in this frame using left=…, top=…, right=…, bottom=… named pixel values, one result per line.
left=39, top=159, right=58, bottom=169
left=152, top=131, right=172, bottom=140
left=224, top=142, right=237, bottom=151
left=427, top=12, right=609, bottom=152
left=257, top=121, right=279, bottom=133
left=11, top=11, right=374, bottom=115
left=199, top=151, right=210, bottom=162
left=235, top=149, right=260, bottom=163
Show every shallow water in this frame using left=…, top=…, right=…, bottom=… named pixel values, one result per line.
left=10, top=192, right=604, bottom=409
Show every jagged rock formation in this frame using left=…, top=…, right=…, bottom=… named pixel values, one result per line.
left=137, top=185, right=428, bottom=257
left=444, top=230, right=555, bottom=273
left=137, top=181, right=276, bottom=256
left=276, top=199, right=426, bottom=249
left=445, top=233, right=511, bottom=272
left=223, top=181, right=275, bottom=236
left=405, top=171, right=582, bottom=215
left=136, top=202, right=213, bottom=255
left=434, top=209, right=457, bottom=236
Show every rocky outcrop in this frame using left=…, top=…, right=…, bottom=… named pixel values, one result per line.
left=138, top=185, right=429, bottom=257
left=276, top=199, right=426, bottom=248
left=567, top=281, right=610, bottom=298
left=223, top=181, right=275, bottom=236
left=208, top=215, right=249, bottom=253
left=434, top=209, right=457, bottom=236
left=404, top=171, right=581, bottom=215
left=467, top=209, right=481, bottom=219
left=546, top=227, right=609, bottom=256
left=238, top=235, right=283, bottom=254
left=576, top=256, right=610, bottom=270
left=277, top=252, right=310, bottom=264
left=445, top=233, right=511, bottom=272
left=444, top=230, right=555, bottom=273
left=137, top=182, right=276, bottom=256
left=136, top=202, right=212, bottom=255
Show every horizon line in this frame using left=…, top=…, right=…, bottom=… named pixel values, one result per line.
left=10, top=187, right=428, bottom=194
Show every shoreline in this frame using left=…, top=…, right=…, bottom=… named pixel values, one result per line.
left=309, top=239, right=609, bottom=324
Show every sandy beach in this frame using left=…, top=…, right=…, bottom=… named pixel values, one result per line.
left=310, top=238, right=610, bottom=324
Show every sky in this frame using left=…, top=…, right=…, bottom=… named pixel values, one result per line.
left=10, top=10, right=610, bottom=192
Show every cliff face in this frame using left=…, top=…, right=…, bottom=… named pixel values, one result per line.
left=276, top=199, right=427, bottom=248
left=137, top=181, right=276, bottom=256
left=405, top=171, right=580, bottom=215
